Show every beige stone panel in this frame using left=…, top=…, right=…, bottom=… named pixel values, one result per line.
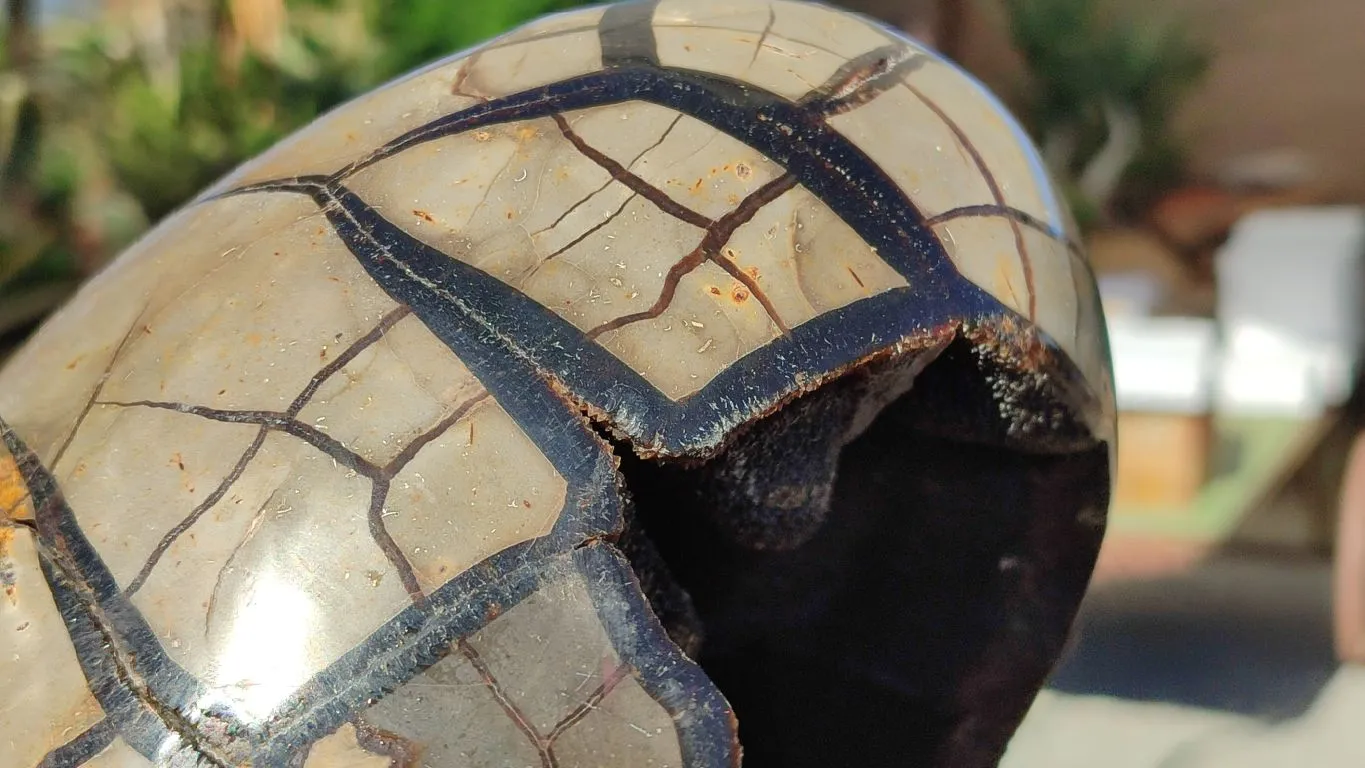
left=457, top=121, right=582, bottom=247
left=295, top=314, right=486, bottom=468
left=656, top=23, right=864, bottom=103
left=722, top=184, right=907, bottom=329
left=828, top=82, right=995, bottom=220
left=0, top=194, right=315, bottom=459
left=0, top=311, right=131, bottom=465
left=347, top=117, right=715, bottom=338
left=555, top=102, right=686, bottom=183
left=492, top=4, right=607, bottom=46
left=460, top=565, right=620, bottom=735
left=302, top=723, right=391, bottom=768
left=524, top=180, right=635, bottom=268
left=550, top=676, right=684, bottom=768
left=346, top=124, right=533, bottom=260
left=83, top=738, right=154, bottom=767
left=0, top=528, right=107, bottom=767
left=621, top=113, right=783, bottom=221
left=751, top=32, right=881, bottom=101
left=363, top=556, right=684, bottom=765
left=0, top=195, right=389, bottom=456
left=383, top=401, right=566, bottom=595
left=521, top=195, right=705, bottom=333
left=932, top=215, right=1086, bottom=377
left=1021, top=227, right=1082, bottom=364
left=130, top=433, right=411, bottom=723
left=906, top=59, right=1063, bottom=231
left=1070, top=254, right=1114, bottom=410
left=598, top=262, right=781, bottom=400
left=654, top=0, right=772, bottom=37
left=767, top=0, right=902, bottom=58
left=935, top=216, right=1108, bottom=417
left=654, top=1, right=823, bottom=101
left=53, top=404, right=262, bottom=588
left=361, top=648, right=544, bottom=767
left=98, top=198, right=399, bottom=414
left=653, top=0, right=923, bottom=101
left=343, top=115, right=615, bottom=274
left=211, top=1, right=602, bottom=191
left=345, top=116, right=613, bottom=281
left=210, top=65, right=482, bottom=192
left=451, top=28, right=605, bottom=103
left=932, top=216, right=1032, bottom=320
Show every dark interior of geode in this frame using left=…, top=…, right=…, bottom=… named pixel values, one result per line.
left=616, top=336, right=1111, bottom=768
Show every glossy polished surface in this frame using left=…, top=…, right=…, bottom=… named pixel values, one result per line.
left=0, top=1, right=1114, bottom=766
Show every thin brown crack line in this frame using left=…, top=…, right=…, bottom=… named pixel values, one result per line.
left=458, top=637, right=633, bottom=768
left=109, top=389, right=492, bottom=604
left=204, top=493, right=274, bottom=636
left=586, top=172, right=797, bottom=339
left=906, top=82, right=1037, bottom=321
left=924, top=204, right=1062, bottom=241
left=450, top=53, right=491, bottom=104
left=521, top=112, right=687, bottom=283
left=50, top=311, right=147, bottom=470
left=550, top=113, right=713, bottom=230
left=465, top=140, right=525, bottom=235
left=116, top=306, right=416, bottom=599
left=541, top=191, right=638, bottom=265
left=363, top=392, right=495, bottom=602
left=544, top=662, right=631, bottom=743
left=648, top=19, right=857, bottom=65
left=100, top=401, right=373, bottom=473
left=925, top=204, right=1091, bottom=284
left=803, top=44, right=927, bottom=116
left=124, top=426, right=269, bottom=596
left=289, top=305, right=412, bottom=415
left=744, top=6, right=778, bottom=74
left=535, top=111, right=684, bottom=238
left=15, top=476, right=237, bottom=768
left=713, top=247, right=787, bottom=333
left=382, top=392, right=490, bottom=475
left=365, top=479, right=422, bottom=601
left=458, top=638, right=550, bottom=768
left=588, top=243, right=706, bottom=339
left=99, top=398, right=396, bottom=592
left=352, top=717, right=423, bottom=768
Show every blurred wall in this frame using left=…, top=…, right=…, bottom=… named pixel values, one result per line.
left=844, top=0, right=1365, bottom=203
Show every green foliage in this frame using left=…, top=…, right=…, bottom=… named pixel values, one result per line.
left=1002, top=0, right=1210, bottom=224
left=78, top=0, right=601, bottom=221
left=0, top=0, right=600, bottom=351
left=365, top=0, right=598, bottom=79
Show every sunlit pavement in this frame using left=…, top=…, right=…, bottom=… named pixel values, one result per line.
left=1001, top=557, right=1365, bottom=767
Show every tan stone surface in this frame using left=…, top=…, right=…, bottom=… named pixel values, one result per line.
left=0, top=527, right=108, bottom=766
left=0, top=1, right=1110, bottom=764
left=362, top=558, right=683, bottom=767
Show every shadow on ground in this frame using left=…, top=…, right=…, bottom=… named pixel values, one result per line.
left=1046, top=556, right=1339, bottom=719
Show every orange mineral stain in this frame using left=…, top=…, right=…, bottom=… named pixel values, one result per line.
left=0, top=449, right=35, bottom=523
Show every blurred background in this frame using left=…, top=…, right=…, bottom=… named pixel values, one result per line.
left=1, top=0, right=1363, bottom=764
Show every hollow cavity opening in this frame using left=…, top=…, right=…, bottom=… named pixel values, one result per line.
left=613, top=336, right=1110, bottom=768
